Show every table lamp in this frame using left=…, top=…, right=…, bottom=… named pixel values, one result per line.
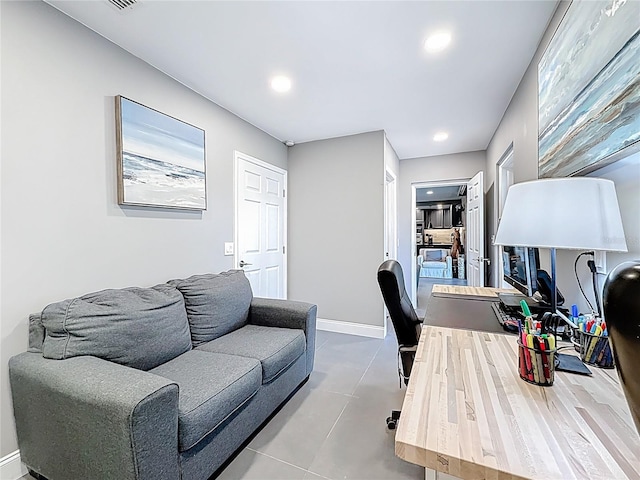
left=494, top=177, right=627, bottom=372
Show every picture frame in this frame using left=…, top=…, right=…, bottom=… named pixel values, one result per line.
left=538, top=0, right=640, bottom=178
left=115, top=96, right=206, bottom=210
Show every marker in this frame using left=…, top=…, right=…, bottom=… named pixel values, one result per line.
left=547, top=334, right=556, bottom=351
left=539, top=339, right=550, bottom=383
left=585, top=335, right=599, bottom=362
left=534, top=337, right=545, bottom=383
left=527, top=334, right=539, bottom=384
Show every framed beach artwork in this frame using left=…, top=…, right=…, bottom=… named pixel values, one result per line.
left=116, top=96, right=206, bottom=210
left=538, top=0, right=640, bottom=178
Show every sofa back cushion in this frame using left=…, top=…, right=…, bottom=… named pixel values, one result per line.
left=168, top=270, right=253, bottom=347
left=41, top=284, right=192, bottom=370
left=424, top=250, right=440, bottom=261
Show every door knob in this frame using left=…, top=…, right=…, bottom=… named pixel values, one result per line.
left=239, top=260, right=252, bottom=267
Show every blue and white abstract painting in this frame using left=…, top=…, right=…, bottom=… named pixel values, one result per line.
left=538, top=0, right=640, bottom=178
left=117, top=97, right=206, bottom=209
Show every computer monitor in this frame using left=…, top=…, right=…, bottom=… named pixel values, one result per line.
left=502, top=246, right=538, bottom=297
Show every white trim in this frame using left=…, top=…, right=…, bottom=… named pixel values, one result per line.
left=316, top=318, right=385, bottom=339
left=383, top=167, right=398, bottom=338
left=0, top=450, right=28, bottom=480
left=233, top=151, right=288, bottom=298
left=495, top=145, right=515, bottom=288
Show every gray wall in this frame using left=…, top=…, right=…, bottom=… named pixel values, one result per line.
left=485, top=1, right=566, bottom=288
left=398, top=151, right=486, bottom=294
left=0, top=1, right=287, bottom=456
left=288, top=131, right=385, bottom=328
left=486, top=0, right=640, bottom=314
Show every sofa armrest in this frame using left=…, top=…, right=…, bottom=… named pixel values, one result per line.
left=9, top=353, right=180, bottom=480
left=417, top=255, right=424, bottom=266
left=249, top=297, right=317, bottom=376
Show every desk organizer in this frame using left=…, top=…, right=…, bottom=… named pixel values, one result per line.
left=578, top=330, right=615, bottom=368
left=517, top=340, right=556, bottom=386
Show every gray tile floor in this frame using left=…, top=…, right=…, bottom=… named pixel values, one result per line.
left=217, top=329, right=423, bottom=480
left=23, top=277, right=453, bottom=480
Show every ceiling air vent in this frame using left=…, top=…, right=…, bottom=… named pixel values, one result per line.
left=107, top=0, right=138, bottom=11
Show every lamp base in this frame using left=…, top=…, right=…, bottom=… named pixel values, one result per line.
left=555, top=353, right=591, bottom=375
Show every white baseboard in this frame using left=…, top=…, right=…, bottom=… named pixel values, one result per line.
left=0, top=450, right=27, bottom=480
left=316, top=317, right=385, bottom=339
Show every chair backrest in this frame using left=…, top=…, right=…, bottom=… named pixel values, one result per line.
left=377, top=260, right=420, bottom=347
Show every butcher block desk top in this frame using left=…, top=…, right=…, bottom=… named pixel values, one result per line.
left=395, top=325, right=640, bottom=479
left=431, top=284, right=518, bottom=299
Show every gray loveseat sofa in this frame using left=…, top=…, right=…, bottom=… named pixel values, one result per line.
left=9, top=270, right=316, bottom=480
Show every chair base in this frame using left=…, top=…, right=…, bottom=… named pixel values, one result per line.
left=386, top=409, right=401, bottom=430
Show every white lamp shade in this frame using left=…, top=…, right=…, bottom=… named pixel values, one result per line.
left=494, top=178, right=627, bottom=252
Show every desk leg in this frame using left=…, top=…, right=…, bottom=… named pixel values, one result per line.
left=425, top=468, right=463, bottom=480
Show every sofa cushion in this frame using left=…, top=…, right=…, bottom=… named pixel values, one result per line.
left=41, top=284, right=192, bottom=371
left=168, top=270, right=253, bottom=347
left=423, top=261, right=448, bottom=269
left=196, top=325, right=305, bottom=384
left=149, top=350, right=261, bottom=452
left=424, top=249, right=446, bottom=261
left=28, top=312, right=45, bottom=353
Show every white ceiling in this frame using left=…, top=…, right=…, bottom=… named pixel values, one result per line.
left=46, top=0, right=558, bottom=159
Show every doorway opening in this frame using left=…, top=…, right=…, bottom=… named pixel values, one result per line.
left=412, top=179, right=470, bottom=312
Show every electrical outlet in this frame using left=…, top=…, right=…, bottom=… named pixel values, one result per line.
left=594, top=250, right=606, bottom=274
left=224, top=242, right=234, bottom=256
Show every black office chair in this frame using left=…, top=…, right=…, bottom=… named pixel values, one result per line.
left=377, top=260, right=422, bottom=429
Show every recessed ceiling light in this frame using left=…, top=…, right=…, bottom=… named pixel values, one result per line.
left=271, top=75, right=292, bottom=93
left=424, top=30, right=452, bottom=52
left=433, top=132, right=449, bottom=142
left=427, top=190, right=434, bottom=195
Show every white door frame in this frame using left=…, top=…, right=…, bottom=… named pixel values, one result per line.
left=383, top=168, right=398, bottom=336
left=384, top=169, right=398, bottom=261
left=494, top=145, right=514, bottom=288
left=233, top=150, right=288, bottom=298
left=411, top=178, right=470, bottom=306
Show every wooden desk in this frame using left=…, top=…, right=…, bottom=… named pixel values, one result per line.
left=395, top=325, right=640, bottom=479
left=431, top=284, right=518, bottom=299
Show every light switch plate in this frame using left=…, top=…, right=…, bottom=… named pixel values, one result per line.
left=224, top=242, right=234, bottom=256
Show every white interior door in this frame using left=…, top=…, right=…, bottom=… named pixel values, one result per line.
left=466, top=171, right=485, bottom=287
left=235, top=152, right=286, bottom=299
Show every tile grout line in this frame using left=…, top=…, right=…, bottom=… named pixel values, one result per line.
left=324, top=339, right=385, bottom=439
left=245, top=447, right=309, bottom=474
left=350, top=339, right=385, bottom=396
left=245, top=446, right=335, bottom=480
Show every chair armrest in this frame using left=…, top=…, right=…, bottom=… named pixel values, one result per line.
left=249, top=297, right=317, bottom=376
left=9, top=353, right=180, bottom=480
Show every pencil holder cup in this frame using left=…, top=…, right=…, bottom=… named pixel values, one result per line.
left=578, top=331, right=615, bottom=368
left=517, top=340, right=556, bottom=386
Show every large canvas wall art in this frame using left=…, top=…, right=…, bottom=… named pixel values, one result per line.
left=116, top=96, right=206, bottom=210
left=538, top=0, right=640, bottom=178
